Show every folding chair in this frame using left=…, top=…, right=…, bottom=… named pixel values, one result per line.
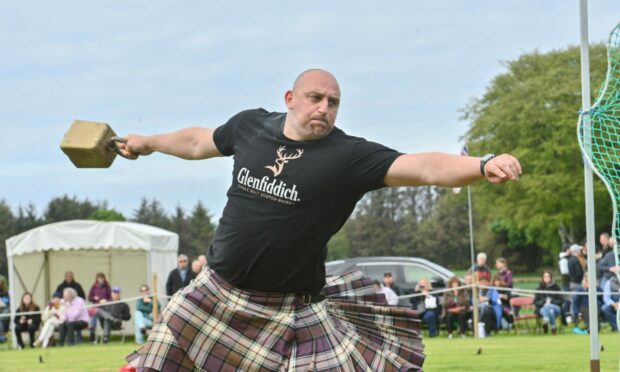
left=510, top=296, right=540, bottom=334
left=95, top=320, right=127, bottom=344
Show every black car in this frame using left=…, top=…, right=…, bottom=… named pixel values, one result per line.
left=326, top=256, right=456, bottom=307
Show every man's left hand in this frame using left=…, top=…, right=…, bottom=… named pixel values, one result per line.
left=484, top=154, right=522, bottom=184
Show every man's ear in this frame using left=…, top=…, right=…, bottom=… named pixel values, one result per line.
left=284, top=90, right=294, bottom=109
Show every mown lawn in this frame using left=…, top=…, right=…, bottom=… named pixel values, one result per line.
left=0, top=333, right=617, bottom=371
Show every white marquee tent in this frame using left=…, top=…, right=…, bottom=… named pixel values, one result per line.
left=5, top=220, right=178, bottom=342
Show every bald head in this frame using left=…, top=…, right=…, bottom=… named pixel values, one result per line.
left=292, top=69, right=340, bottom=94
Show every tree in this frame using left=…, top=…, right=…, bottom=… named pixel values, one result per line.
left=186, top=201, right=215, bottom=259
left=131, top=198, right=172, bottom=230
left=171, top=206, right=190, bottom=257
left=43, top=195, right=99, bottom=223
left=0, top=200, right=15, bottom=277
left=88, top=209, right=125, bottom=221
left=463, top=44, right=612, bottom=266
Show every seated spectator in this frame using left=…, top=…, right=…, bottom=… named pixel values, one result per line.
left=88, top=272, right=112, bottom=342
left=34, top=291, right=65, bottom=348
left=601, top=272, right=619, bottom=332
left=570, top=273, right=602, bottom=335
left=14, top=292, right=41, bottom=348
left=478, top=276, right=501, bottom=335
left=492, top=275, right=513, bottom=330
left=96, top=287, right=131, bottom=344
left=473, top=253, right=491, bottom=282
left=55, top=271, right=85, bottom=300
left=134, top=284, right=161, bottom=344
left=442, top=276, right=471, bottom=338
left=373, top=280, right=399, bottom=306
left=59, top=287, right=89, bottom=346
left=534, top=270, right=563, bottom=335
left=410, top=278, right=440, bottom=337
left=0, top=281, right=9, bottom=343
left=383, top=272, right=402, bottom=296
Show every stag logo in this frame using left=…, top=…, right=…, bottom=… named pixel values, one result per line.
left=265, top=146, right=304, bottom=177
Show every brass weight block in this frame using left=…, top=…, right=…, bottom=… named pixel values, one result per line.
left=60, top=120, right=127, bottom=168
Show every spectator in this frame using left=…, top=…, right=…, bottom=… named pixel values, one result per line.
left=59, top=287, right=89, bottom=346
left=410, top=278, right=439, bottom=337
left=14, top=292, right=40, bottom=348
left=442, top=277, right=471, bottom=338
left=478, top=276, right=501, bottom=335
left=55, top=271, right=85, bottom=300
left=191, top=259, right=204, bottom=276
left=492, top=275, right=513, bottom=330
left=166, top=254, right=195, bottom=296
left=495, top=257, right=513, bottom=288
left=96, top=287, right=131, bottom=344
left=34, top=291, right=65, bottom=348
left=558, top=244, right=572, bottom=319
left=0, top=280, right=9, bottom=343
left=373, top=280, right=399, bottom=306
left=473, top=253, right=491, bottom=282
left=597, top=236, right=616, bottom=289
left=198, top=254, right=208, bottom=267
left=534, top=270, right=563, bottom=335
left=88, top=272, right=112, bottom=342
left=568, top=244, right=585, bottom=291
left=570, top=273, right=602, bottom=335
left=383, top=272, right=401, bottom=296
left=601, top=271, right=619, bottom=332
left=134, top=285, right=160, bottom=345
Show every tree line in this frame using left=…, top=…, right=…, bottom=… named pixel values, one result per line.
left=1, top=43, right=615, bottom=277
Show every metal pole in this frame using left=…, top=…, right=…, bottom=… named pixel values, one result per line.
left=467, top=186, right=480, bottom=338
left=578, top=1, right=600, bottom=371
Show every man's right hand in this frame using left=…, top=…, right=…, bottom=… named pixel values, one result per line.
left=115, top=134, right=154, bottom=160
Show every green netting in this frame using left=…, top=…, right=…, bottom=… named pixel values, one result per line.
left=578, top=23, right=620, bottom=294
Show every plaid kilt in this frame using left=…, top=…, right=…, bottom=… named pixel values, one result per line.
left=127, top=268, right=425, bottom=371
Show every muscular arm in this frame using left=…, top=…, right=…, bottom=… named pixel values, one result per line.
left=116, top=127, right=222, bottom=160
left=384, top=153, right=521, bottom=187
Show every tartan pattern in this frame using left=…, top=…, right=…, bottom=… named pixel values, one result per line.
left=127, top=268, right=425, bottom=371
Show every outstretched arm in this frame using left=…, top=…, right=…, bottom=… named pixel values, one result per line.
left=115, top=127, right=222, bottom=160
left=384, top=153, right=521, bottom=187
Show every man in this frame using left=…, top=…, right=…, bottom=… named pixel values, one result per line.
left=473, top=252, right=492, bottom=282
left=597, top=233, right=616, bottom=288
left=96, top=287, right=131, bottom=344
left=134, top=285, right=160, bottom=345
left=383, top=272, right=401, bottom=295
left=120, top=69, right=521, bottom=370
left=601, top=271, right=619, bottom=332
left=191, top=259, right=203, bottom=276
left=55, top=271, right=85, bottom=299
left=165, top=254, right=194, bottom=296
left=570, top=273, right=603, bottom=335
left=198, top=254, right=208, bottom=267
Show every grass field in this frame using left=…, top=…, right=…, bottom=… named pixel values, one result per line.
left=0, top=333, right=618, bottom=371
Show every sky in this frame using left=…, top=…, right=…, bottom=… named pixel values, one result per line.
left=1, top=0, right=619, bottom=221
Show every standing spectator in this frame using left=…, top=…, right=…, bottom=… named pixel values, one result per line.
left=568, top=244, right=585, bottom=290
left=558, top=244, right=572, bottom=320
left=191, top=259, right=204, bottom=276
left=59, top=288, right=89, bottom=346
left=473, top=253, right=491, bottom=282
left=198, top=255, right=208, bottom=267
left=410, top=278, right=439, bottom=337
left=14, top=292, right=41, bottom=348
left=34, top=291, right=65, bottom=348
left=0, top=280, right=9, bottom=343
left=55, top=271, right=85, bottom=300
left=134, top=285, right=160, bottom=345
left=166, top=254, right=195, bottom=296
left=373, top=280, right=399, bottom=306
left=534, top=270, right=564, bottom=335
left=96, top=287, right=131, bottom=344
left=570, top=273, right=602, bottom=335
left=382, top=272, right=401, bottom=296
left=442, top=277, right=471, bottom=338
left=495, top=257, right=513, bottom=288
left=597, top=235, right=616, bottom=289
left=601, top=271, right=619, bottom=332
left=478, top=276, right=500, bottom=335
left=88, top=273, right=112, bottom=342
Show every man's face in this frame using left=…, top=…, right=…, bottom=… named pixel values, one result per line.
left=192, top=260, right=203, bottom=274
left=65, top=272, right=74, bottom=283
left=284, top=71, right=341, bottom=141
left=600, top=234, right=609, bottom=247
left=111, top=291, right=120, bottom=301
left=383, top=275, right=394, bottom=287
left=178, top=256, right=188, bottom=270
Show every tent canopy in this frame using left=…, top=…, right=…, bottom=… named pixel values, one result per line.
left=6, top=220, right=178, bottom=257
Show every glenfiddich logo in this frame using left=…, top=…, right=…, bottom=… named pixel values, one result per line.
left=264, top=146, right=304, bottom=177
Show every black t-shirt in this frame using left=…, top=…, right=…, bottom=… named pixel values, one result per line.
left=208, top=109, right=401, bottom=293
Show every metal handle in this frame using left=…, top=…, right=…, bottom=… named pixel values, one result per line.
left=107, top=136, right=132, bottom=159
